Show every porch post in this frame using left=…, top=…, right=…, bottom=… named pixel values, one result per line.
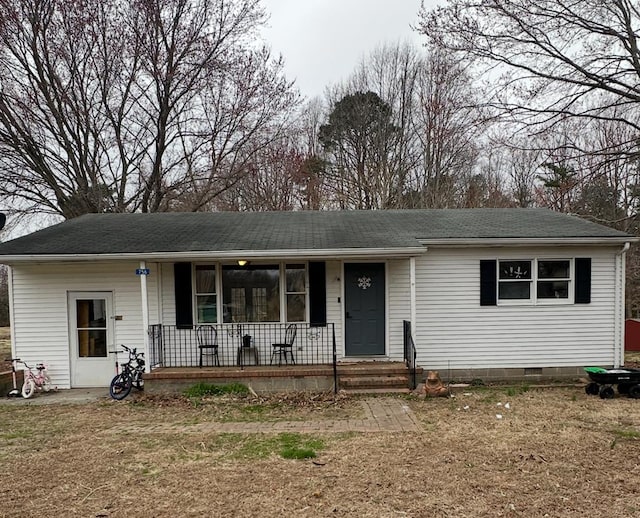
left=410, top=257, right=416, bottom=334
left=139, top=260, right=151, bottom=373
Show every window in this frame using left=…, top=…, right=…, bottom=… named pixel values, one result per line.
left=286, top=264, right=306, bottom=322
left=537, top=260, right=570, bottom=299
left=481, top=258, right=589, bottom=307
left=194, top=263, right=309, bottom=323
left=498, top=260, right=532, bottom=300
left=497, top=259, right=572, bottom=304
left=195, top=265, right=217, bottom=323
left=222, top=265, right=280, bottom=322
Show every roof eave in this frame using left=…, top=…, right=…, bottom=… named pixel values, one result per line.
left=0, top=246, right=428, bottom=263
left=418, top=237, right=637, bottom=247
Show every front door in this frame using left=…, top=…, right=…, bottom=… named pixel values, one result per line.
left=344, top=263, right=385, bottom=356
left=69, top=292, right=114, bottom=387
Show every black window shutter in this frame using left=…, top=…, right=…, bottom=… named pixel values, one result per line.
left=309, top=261, right=327, bottom=326
left=480, top=260, right=497, bottom=306
left=174, top=262, right=193, bottom=329
left=575, top=258, right=591, bottom=304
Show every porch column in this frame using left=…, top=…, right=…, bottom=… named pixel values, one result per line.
left=139, top=260, right=150, bottom=373
left=410, top=257, right=416, bottom=335
left=615, top=243, right=630, bottom=368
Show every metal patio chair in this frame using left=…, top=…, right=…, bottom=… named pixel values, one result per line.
left=197, top=325, right=219, bottom=367
left=270, top=324, right=297, bottom=366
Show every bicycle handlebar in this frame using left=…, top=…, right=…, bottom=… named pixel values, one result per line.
left=119, top=344, right=144, bottom=357
left=16, top=360, right=46, bottom=370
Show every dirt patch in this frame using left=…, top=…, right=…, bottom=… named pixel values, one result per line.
left=125, top=390, right=360, bottom=422
left=625, top=351, right=640, bottom=369
left=1, top=387, right=640, bottom=517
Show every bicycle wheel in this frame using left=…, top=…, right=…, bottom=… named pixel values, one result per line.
left=21, top=378, right=36, bottom=399
left=109, top=373, right=132, bottom=400
left=133, top=372, right=144, bottom=391
left=41, top=375, right=52, bottom=392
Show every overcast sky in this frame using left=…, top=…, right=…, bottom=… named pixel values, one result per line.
left=260, top=1, right=439, bottom=99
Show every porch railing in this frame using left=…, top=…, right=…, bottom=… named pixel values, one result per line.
left=148, top=322, right=337, bottom=374
left=403, top=320, right=417, bottom=390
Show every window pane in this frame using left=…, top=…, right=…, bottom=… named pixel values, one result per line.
left=222, top=265, right=280, bottom=323
left=287, top=294, right=306, bottom=322
left=499, top=281, right=530, bottom=299
left=196, top=265, right=216, bottom=293
left=538, top=260, right=570, bottom=279
left=538, top=281, right=569, bottom=299
left=499, top=261, right=531, bottom=280
left=286, top=265, right=306, bottom=292
left=76, top=299, right=106, bottom=328
left=78, top=329, right=107, bottom=357
left=227, top=288, right=246, bottom=322
left=196, top=295, right=217, bottom=323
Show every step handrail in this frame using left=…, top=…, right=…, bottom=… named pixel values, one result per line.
left=403, top=320, right=417, bottom=390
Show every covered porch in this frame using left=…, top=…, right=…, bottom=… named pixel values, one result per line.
left=145, top=321, right=419, bottom=392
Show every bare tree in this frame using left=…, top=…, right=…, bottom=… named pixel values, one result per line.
left=0, top=0, right=297, bottom=218
left=317, top=43, right=487, bottom=210
left=410, top=48, right=483, bottom=208
left=213, top=138, right=306, bottom=211
left=418, top=0, right=640, bottom=157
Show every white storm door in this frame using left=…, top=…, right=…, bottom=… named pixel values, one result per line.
left=69, top=292, right=115, bottom=387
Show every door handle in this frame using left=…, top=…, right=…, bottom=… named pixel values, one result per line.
left=346, top=312, right=351, bottom=319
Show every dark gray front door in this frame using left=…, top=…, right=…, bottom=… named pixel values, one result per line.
left=344, top=263, right=385, bottom=356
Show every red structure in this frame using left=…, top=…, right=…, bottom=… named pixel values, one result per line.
left=625, top=320, right=640, bottom=351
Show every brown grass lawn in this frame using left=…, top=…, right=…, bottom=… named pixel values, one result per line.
left=1, top=387, right=640, bottom=518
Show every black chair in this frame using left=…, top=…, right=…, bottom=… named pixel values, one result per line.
left=197, top=325, right=219, bottom=367
left=270, top=324, right=297, bottom=366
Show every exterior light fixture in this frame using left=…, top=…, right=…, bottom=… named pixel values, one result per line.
left=237, top=260, right=248, bottom=266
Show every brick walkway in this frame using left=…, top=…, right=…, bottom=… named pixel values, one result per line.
left=109, top=398, right=421, bottom=435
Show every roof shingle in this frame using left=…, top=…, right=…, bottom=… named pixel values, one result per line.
left=0, top=208, right=631, bottom=257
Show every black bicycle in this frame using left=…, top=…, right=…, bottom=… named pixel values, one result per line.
left=109, top=344, right=145, bottom=400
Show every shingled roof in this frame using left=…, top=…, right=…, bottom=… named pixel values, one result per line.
left=0, top=208, right=631, bottom=259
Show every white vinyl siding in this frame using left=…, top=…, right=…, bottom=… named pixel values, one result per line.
left=160, top=262, right=176, bottom=325
left=10, top=262, right=160, bottom=389
left=414, top=246, right=618, bottom=370
left=388, top=259, right=410, bottom=360
left=323, top=261, right=343, bottom=356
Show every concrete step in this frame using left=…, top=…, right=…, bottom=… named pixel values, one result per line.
left=337, top=363, right=419, bottom=376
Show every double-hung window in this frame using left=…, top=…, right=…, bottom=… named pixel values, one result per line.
left=285, top=264, right=307, bottom=322
left=537, top=260, right=570, bottom=300
left=498, top=260, right=532, bottom=301
left=195, top=265, right=217, bottom=323
left=497, top=259, right=572, bottom=304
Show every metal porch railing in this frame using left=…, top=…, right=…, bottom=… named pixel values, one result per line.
left=148, top=322, right=337, bottom=383
left=403, top=320, right=417, bottom=390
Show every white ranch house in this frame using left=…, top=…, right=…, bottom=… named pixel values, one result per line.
left=0, top=208, right=633, bottom=390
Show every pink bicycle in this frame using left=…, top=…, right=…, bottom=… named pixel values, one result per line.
left=20, top=361, right=53, bottom=398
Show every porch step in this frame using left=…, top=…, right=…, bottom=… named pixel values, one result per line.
left=335, top=361, right=423, bottom=393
